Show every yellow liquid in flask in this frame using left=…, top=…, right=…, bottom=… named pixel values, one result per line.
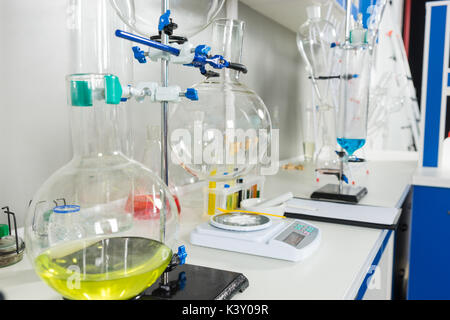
left=34, top=237, right=172, bottom=300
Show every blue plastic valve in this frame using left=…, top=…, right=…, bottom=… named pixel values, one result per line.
left=177, top=245, right=187, bottom=265
left=342, top=174, right=349, bottom=184
left=178, top=272, right=187, bottom=290
left=195, top=45, right=211, bottom=56
left=132, top=46, right=147, bottom=63
left=185, top=88, right=199, bottom=101
left=159, top=10, right=171, bottom=31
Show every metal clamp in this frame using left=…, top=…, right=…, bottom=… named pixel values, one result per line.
left=122, top=82, right=198, bottom=103
left=1, top=207, right=19, bottom=254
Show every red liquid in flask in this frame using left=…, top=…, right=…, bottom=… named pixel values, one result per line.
left=125, top=194, right=181, bottom=220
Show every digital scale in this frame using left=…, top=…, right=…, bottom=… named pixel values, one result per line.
left=190, top=213, right=321, bottom=262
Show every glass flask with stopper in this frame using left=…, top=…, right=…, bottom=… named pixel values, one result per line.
left=24, top=74, right=179, bottom=300
left=169, top=19, right=272, bottom=182
left=296, top=5, right=340, bottom=178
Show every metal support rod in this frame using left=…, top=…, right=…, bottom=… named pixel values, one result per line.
left=339, top=151, right=344, bottom=194
left=160, top=0, right=170, bottom=286
left=341, top=0, right=352, bottom=194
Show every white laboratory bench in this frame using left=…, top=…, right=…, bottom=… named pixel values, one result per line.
left=0, top=151, right=418, bottom=300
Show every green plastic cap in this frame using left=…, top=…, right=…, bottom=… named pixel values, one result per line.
left=104, top=75, right=123, bottom=105
left=0, top=224, right=9, bottom=238
left=70, top=80, right=93, bottom=107
left=69, top=74, right=123, bottom=107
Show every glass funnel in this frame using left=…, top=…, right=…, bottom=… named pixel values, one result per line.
left=169, top=19, right=272, bottom=182
left=297, top=6, right=340, bottom=176
left=24, top=74, right=178, bottom=300
left=110, top=0, right=226, bottom=38
left=336, top=43, right=372, bottom=156
left=296, top=5, right=337, bottom=107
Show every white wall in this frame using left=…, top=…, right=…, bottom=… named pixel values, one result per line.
left=0, top=1, right=304, bottom=226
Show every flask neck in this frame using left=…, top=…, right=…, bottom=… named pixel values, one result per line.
left=70, top=104, right=126, bottom=159
left=211, top=19, right=245, bottom=83
left=67, top=74, right=129, bottom=160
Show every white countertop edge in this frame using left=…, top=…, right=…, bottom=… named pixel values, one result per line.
left=343, top=229, right=390, bottom=300
left=412, top=167, right=450, bottom=189
left=395, top=184, right=412, bottom=209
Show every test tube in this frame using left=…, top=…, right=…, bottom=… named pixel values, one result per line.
left=207, top=181, right=217, bottom=215
left=225, top=184, right=233, bottom=210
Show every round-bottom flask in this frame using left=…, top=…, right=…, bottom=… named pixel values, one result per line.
left=25, top=74, right=178, bottom=300
left=169, top=19, right=272, bottom=182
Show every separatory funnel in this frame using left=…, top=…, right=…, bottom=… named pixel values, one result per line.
left=296, top=5, right=340, bottom=179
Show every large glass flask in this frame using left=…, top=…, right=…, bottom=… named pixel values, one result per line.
left=110, top=0, right=226, bottom=38
left=169, top=19, right=272, bottom=182
left=336, top=43, right=372, bottom=156
left=24, top=74, right=178, bottom=300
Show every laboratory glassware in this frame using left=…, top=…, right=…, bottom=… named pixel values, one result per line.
left=68, top=0, right=134, bottom=156
left=142, top=124, right=198, bottom=211
left=302, top=82, right=317, bottom=162
left=110, top=0, right=225, bottom=38
left=169, top=19, right=272, bottom=182
left=68, top=0, right=133, bottom=82
left=296, top=5, right=337, bottom=107
left=296, top=6, right=340, bottom=175
left=143, top=125, right=199, bottom=188
left=24, top=74, right=179, bottom=300
left=336, top=42, right=372, bottom=157
left=315, top=105, right=340, bottom=177
left=302, top=103, right=316, bottom=162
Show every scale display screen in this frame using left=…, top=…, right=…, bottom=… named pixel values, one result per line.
left=284, top=232, right=305, bottom=247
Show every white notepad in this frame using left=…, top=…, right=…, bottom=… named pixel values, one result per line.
left=285, top=198, right=401, bottom=228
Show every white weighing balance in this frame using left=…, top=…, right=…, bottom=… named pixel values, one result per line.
left=190, top=212, right=321, bottom=262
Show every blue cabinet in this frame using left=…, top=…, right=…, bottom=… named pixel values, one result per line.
left=408, top=185, right=450, bottom=299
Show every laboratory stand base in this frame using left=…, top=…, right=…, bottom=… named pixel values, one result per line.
left=139, top=264, right=249, bottom=300
left=310, top=184, right=368, bottom=203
